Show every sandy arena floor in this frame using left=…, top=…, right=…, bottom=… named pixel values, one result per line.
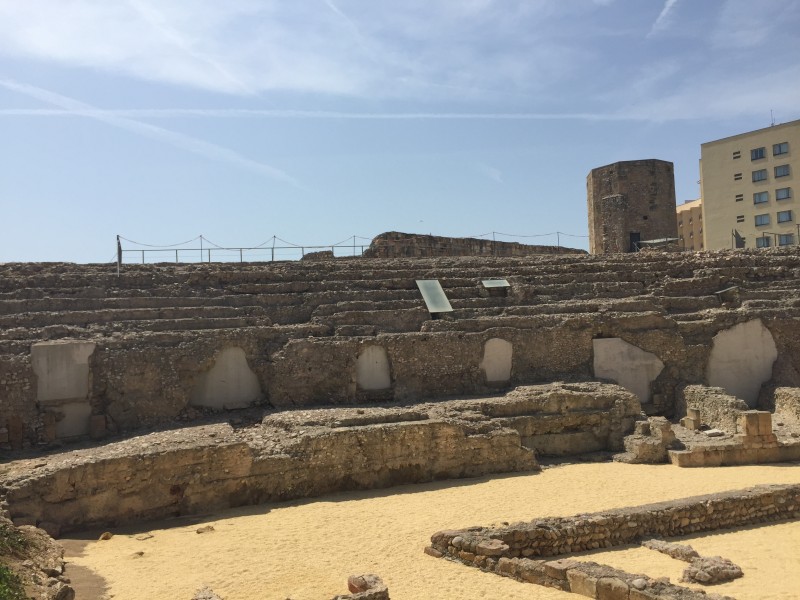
left=62, top=462, right=800, bottom=600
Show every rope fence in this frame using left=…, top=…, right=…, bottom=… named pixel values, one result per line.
left=115, top=231, right=590, bottom=268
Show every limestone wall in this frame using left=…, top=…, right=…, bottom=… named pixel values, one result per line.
left=363, top=231, right=584, bottom=258
left=3, top=251, right=800, bottom=448
left=678, top=385, right=749, bottom=433
left=774, top=387, right=800, bottom=426
left=0, top=383, right=642, bottom=533
left=429, top=483, right=800, bottom=560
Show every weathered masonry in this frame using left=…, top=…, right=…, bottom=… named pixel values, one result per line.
left=2, top=248, right=800, bottom=449
left=587, top=159, right=678, bottom=254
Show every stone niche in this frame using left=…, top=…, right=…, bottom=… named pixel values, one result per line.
left=480, top=338, right=513, bottom=383
left=190, top=347, right=262, bottom=410
left=31, top=341, right=96, bottom=439
left=707, top=319, right=778, bottom=408
left=355, top=346, right=392, bottom=390
left=592, top=337, right=664, bottom=403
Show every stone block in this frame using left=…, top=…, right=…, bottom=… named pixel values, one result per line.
left=544, top=559, right=577, bottom=581
left=475, top=538, right=509, bottom=557
left=517, top=559, right=546, bottom=584
left=738, top=411, right=761, bottom=437
left=687, top=407, right=701, bottom=421
left=757, top=411, right=773, bottom=436
left=597, top=576, right=629, bottom=600
left=567, top=568, right=599, bottom=597
left=680, top=416, right=699, bottom=430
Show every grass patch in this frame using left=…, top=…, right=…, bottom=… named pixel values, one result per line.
left=0, top=563, right=26, bottom=600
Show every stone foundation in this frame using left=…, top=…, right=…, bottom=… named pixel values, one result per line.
left=428, top=483, right=800, bottom=560
left=427, top=485, right=800, bottom=598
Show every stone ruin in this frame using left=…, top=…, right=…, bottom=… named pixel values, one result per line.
left=3, top=246, right=800, bottom=598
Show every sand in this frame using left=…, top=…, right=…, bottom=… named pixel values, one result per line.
left=63, top=462, right=800, bottom=600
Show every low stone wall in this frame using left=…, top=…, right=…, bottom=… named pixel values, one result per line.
left=363, top=231, right=584, bottom=258
left=668, top=441, right=800, bottom=467
left=429, top=483, right=800, bottom=561
left=1, top=383, right=641, bottom=534
left=488, top=558, right=731, bottom=600
left=679, top=385, right=748, bottom=433
left=3, top=417, right=535, bottom=535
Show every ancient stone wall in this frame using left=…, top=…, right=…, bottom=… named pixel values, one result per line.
left=775, top=387, right=800, bottom=425
left=678, top=385, right=749, bottom=433
left=587, top=159, right=678, bottom=254
left=3, top=250, right=800, bottom=448
left=429, top=483, right=800, bottom=561
left=363, top=231, right=584, bottom=258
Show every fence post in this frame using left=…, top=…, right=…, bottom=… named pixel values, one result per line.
left=176, top=249, right=179, bottom=263
left=240, top=248, right=243, bottom=262
left=116, top=235, right=122, bottom=276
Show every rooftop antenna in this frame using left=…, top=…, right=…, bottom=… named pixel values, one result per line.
left=771, top=109, right=775, bottom=127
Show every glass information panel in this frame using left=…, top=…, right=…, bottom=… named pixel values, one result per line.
left=415, top=279, right=453, bottom=313
left=481, top=279, right=510, bottom=288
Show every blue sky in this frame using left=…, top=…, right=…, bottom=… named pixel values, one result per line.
left=1, top=0, right=799, bottom=263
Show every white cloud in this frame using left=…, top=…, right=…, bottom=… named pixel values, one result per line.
left=0, top=79, right=300, bottom=186
left=477, top=163, right=504, bottom=184
left=711, top=0, right=798, bottom=49
left=621, top=63, right=800, bottom=122
left=0, top=0, right=598, bottom=98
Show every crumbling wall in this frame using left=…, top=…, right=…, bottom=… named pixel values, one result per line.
left=678, top=385, right=748, bottom=433
left=775, top=387, right=800, bottom=426
left=363, top=231, right=584, bottom=258
left=428, top=483, right=800, bottom=560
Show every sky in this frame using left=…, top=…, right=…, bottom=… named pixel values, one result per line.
left=1, top=0, right=800, bottom=263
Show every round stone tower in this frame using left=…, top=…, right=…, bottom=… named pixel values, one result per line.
left=587, top=159, right=678, bottom=254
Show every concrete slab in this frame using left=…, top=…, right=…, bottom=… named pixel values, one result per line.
left=707, top=319, right=777, bottom=408
left=31, top=341, right=95, bottom=403
left=190, top=347, right=262, bottom=410
left=592, top=338, right=664, bottom=403
left=356, top=346, right=392, bottom=390
left=480, top=338, right=513, bottom=383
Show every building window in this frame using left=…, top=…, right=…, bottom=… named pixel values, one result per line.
left=778, top=210, right=793, bottom=223
left=734, top=173, right=743, bottom=181
left=735, top=194, right=744, bottom=201
left=733, top=150, right=741, bottom=159
left=773, top=142, right=789, bottom=156
left=736, top=215, right=745, bottom=223
left=752, top=169, right=768, bottom=182
left=751, top=147, right=766, bottom=160
left=753, top=191, right=769, bottom=204
left=776, top=187, right=792, bottom=201
left=779, top=233, right=795, bottom=246
left=678, top=220, right=683, bottom=227
left=755, top=213, right=770, bottom=226
left=756, top=236, right=771, bottom=248
left=775, top=164, right=790, bottom=178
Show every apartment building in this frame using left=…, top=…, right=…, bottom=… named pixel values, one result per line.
left=700, top=119, right=799, bottom=250
left=676, top=198, right=703, bottom=251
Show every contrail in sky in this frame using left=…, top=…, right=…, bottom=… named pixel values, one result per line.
left=0, top=79, right=300, bottom=187
left=0, top=107, right=655, bottom=121
left=649, top=0, right=680, bottom=35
